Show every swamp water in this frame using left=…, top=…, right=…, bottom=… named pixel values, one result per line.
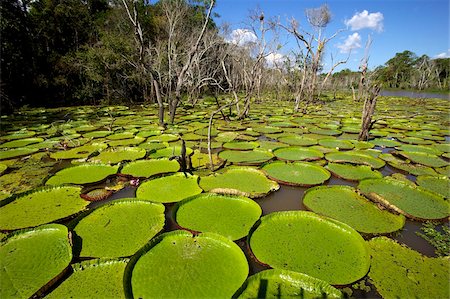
left=0, top=96, right=449, bottom=298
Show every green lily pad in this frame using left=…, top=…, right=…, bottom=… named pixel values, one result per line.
left=318, top=139, right=354, bottom=149
left=215, top=132, right=239, bottom=142
left=200, top=167, right=279, bottom=198
left=108, top=136, right=145, bottom=147
left=273, top=146, right=324, bottom=161
left=73, top=199, right=165, bottom=258
left=46, top=164, right=119, bottom=185
left=89, top=147, right=146, bottom=164
left=190, top=150, right=224, bottom=170
left=257, top=141, right=289, bottom=151
left=0, top=147, right=39, bottom=160
left=235, top=269, right=342, bottom=299
left=223, top=141, right=259, bottom=150
left=396, top=144, right=443, bottom=155
left=1, top=131, right=36, bottom=141
left=147, top=133, right=179, bottom=142
left=325, top=151, right=385, bottom=169
left=174, top=193, right=261, bottom=240
left=261, top=161, right=330, bottom=186
left=107, top=132, right=135, bottom=140
left=358, top=178, right=449, bottom=220
left=434, top=143, right=450, bottom=153
left=82, top=130, right=112, bottom=138
left=309, top=127, right=341, bottom=136
left=136, top=173, right=202, bottom=203
left=0, top=163, right=7, bottom=175
left=252, top=126, right=283, bottom=134
left=368, top=237, right=449, bottom=299
left=0, top=186, right=88, bottom=230
left=218, top=149, right=273, bottom=165
left=416, top=176, right=450, bottom=198
left=127, top=231, right=248, bottom=298
left=147, top=145, right=194, bottom=158
left=138, top=141, right=167, bottom=151
left=120, top=159, right=180, bottom=178
left=388, top=160, right=438, bottom=176
left=0, top=138, right=44, bottom=149
left=369, top=138, right=401, bottom=147
left=0, top=224, right=72, bottom=299
left=398, top=136, right=433, bottom=145
left=278, top=136, right=318, bottom=146
left=303, top=186, right=405, bottom=234
left=249, top=211, right=370, bottom=285
left=351, top=140, right=375, bottom=150
left=326, top=163, right=382, bottom=181
left=47, top=258, right=128, bottom=299
left=396, top=151, right=447, bottom=168
left=50, top=143, right=108, bottom=160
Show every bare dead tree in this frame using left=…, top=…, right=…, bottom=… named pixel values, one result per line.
left=358, top=85, right=380, bottom=141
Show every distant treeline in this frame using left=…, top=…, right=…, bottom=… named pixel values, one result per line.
left=1, top=1, right=449, bottom=114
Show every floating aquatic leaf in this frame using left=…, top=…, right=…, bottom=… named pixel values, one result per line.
left=147, top=145, right=193, bottom=158
left=80, top=188, right=113, bottom=201
left=325, top=151, right=385, bottom=169
left=0, top=137, right=44, bottom=149
left=272, top=146, right=323, bottom=161
left=0, top=147, right=39, bottom=160
left=262, top=161, right=330, bottom=186
left=326, top=162, right=382, bottom=181
left=50, top=143, right=108, bottom=160
left=395, top=151, right=447, bottom=168
left=223, top=141, right=259, bottom=150
left=416, top=175, right=450, bottom=199
left=89, top=147, right=146, bottom=164
left=278, top=135, right=318, bottom=146
left=121, top=158, right=180, bottom=177
left=46, top=164, right=119, bottom=185
left=218, top=149, right=273, bottom=165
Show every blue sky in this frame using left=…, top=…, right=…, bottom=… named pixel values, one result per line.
left=212, top=0, right=449, bottom=71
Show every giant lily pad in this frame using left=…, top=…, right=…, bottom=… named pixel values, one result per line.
left=46, top=164, right=119, bottom=185
left=120, top=158, right=180, bottom=178
left=47, top=258, right=128, bottom=299
left=278, top=136, right=318, bottom=146
left=73, top=199, right=165, bottom=258
left=318, top=139, right=354, bottom=149
left=147, top=145, right=193, bottom=158
left=219, top=149, right=273, bottom=165
left=126, top=231, right=248, bottom=298
left=416, top=175, right=450, bottom=199
left=0, top=147, right=39, bottom=160
left=1, top=131, right=36, bottom=141
left=261, top=161, right=330, bottom=186
left=0, top=224, right=72, bottom=299
left=368, top=237, right=449, bottom=299
left=303, top=186, right=405, bottom=234
left=326, top=162, right=382, bottom=181
left=249, top=211, right=370, bottom=285
left=325, top=151, right=385, bottom=169
left=273, top=146, right=323, bottom=161
left=223, top=141, right=259, bottom=150
left=0, top=138, right=44, bottom=149
left=89, top=147, right=146, bottom=164
left=395, top=151, right=447, bottom=168
left=50, top=143, right=108, bottom=160
left=0, top=186, right=87, bottom=230
left=136, top=173, right=202, bottom=203
left=358, top=177, right=449, bottom=220
left=174, top=193, right=261, bottom=240
left=199, top=167, right=279, bottom=198
left=235, top=269, right=342, bottom=299
left=395, top=144, right=443, bottom=156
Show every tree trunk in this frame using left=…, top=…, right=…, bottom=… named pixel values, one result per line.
left=358, top=87, right=380, bottom=141
left=153, top=79, right=164, bottom=126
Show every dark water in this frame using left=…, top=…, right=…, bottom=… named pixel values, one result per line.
left=380, top=90, right=450, bottom=100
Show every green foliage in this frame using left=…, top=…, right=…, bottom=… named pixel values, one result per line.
left=416, top=222, right=450, bottom=257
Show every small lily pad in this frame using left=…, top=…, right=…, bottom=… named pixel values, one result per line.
left=261, top=161, right=330, bottom=186
left=236, top=269, right=342, bottom=299
left=325, top=151, right=385, bottom=169
left=218, top=149, right=273, bottom=165
left=46, top=164, right=119, bottom=185
left=358, top=177, right=449, bottom=220
left=200, top=167, right=279, bottom=198
left=127, top=231, right=248, bottom=298
left=73, top=199, right=165, bottom=258
left=136, top=173, right=202, bottom=203
left=174, top=193, right=261, bottom=241
left=0, top=224, right=72, bottom=299
left=303, top=186, right=405, bottom=234
left=0, top=186, right=88, bottom=230
left=120, top=159, right=180, bottom=178
left=368, top=237, right=449, bottom=299
left=273, top=146, right=324, bottom=161
left=326, top=163, right=382, bottom=181
left=89, top=147, right=146, bottom=164
left=249, top=211, right=370, bottom=285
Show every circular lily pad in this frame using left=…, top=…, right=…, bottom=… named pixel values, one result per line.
left=325, top=151, right=385, bottom=169
left=0, top=224, right=72, bottom=299
left=1, top=131, right=36, bottom=141
left=174, top=193, right=261, bottom=240
left=218, top=149, right=273, bottom=165
left=0, top=163, right=7, bottom=175
left=358, top=178, right=449, bottom=220
left=235, top=269, right=342, bottom=299
left=0, top=147, right=39, bottom=160
left=368, top=237, right=449, bottom=299
left=303, top=186, right=405, bottom=234
left=127, top=231, right=248, bottom=298
left=278, top=136, right=318, bottom=146
left=82, top=130, right=112, bottom=139
left=249, top=211, right=370, bottom=285
left=222, top=141, right=259, bottom=150
left=326, top=162, right=382, bottom=181
left=50, top=143, right=108, bottom=160
left=415, top=176, right=450, bottom=199
left=252, top=126, right=283, bottom=134
left=107, top=132, right=135, bottom=140
left=199, top=167, right=279, bottom=198
left=0, top=137, right=44, bottom=149
left=147, top=146, right=193, bottom=158
left=0, top=186, right=88, bottom=230
left=120, top=159, right=180, bottom=178
left=398, top=136, right=433, bottom=145
left=318, top=139, right=353, bottom=149
left=396, top=144, right=442, bottom=156
left=46, top=164, right=119, bottom=185
left=73, top=199, right=165, bottom=258
left=396, top=151, right=447, bottom=168
left=273, top=146, right=324, bottom=161
left=136, top=173, right=202, bottom=203
left=261, top=161, right=330, bottom=186
left=370, top=138, right=401, bottom=148
left=47, top=258, right=128, bottom=299
left=147, top=133, right=179, bottom=142
left=89, top=147, right=146, bottom=164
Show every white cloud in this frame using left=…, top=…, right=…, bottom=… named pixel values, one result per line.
left=434, top=49, right=450, bottom=59
left=345, top=10, right=384, bottom=32
left=337, top=33, right=362, bottom=53
left=266, top=52, right=285, bottom=67
left=227, top=29, right=257, bottom=46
